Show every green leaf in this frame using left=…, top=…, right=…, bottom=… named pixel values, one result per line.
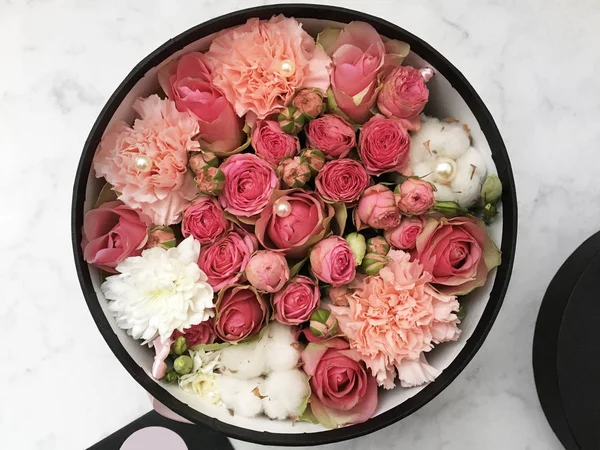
left=456, top=305, right=466, bottom=321
left=316, top=28, right=341, bottom=56
left=94, top=182, right=118, bottom=207
left=190, top=342, right=231, bottom=352
left=433, top=201, right=469, bottom=216
left=331, top=202, right=347, bottom=236
left=289, top=256, right=309, bottom=278
left=296, top=403, right=319, bottom=424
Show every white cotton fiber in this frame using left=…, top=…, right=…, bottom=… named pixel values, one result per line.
left=452, top=147, right=487, bottom=207
left=259, top=369, right=310, bottom=420
left=220, top=341, right=266, bottom=379
left=262, top=323, right=301, bottom=372
left=217, top=375, right=264, bottom=418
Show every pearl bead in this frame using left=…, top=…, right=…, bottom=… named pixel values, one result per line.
left=434, top=157, right=457, bottom=184
left=274, top=198, right=292, bottom=218
left=279, top=59, right=296, bottom=78
left=134, top=155, right=152, bottom=172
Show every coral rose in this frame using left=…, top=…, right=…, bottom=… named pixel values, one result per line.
left=310, top=236, right=356, bottom=287
left=315, top=159, right=370, bottom=205
left=358, top=115, right=411, bottom=175
left=182, top=196, right=231, bottom=244
left=215, top=285, right=267, bottom=342
left=252, top=120, right=300, bottom=167
left=354, top=184, right=400, bottom=230
left=305, top=114, right=356, bottom=160
left=272, top=275, right=320, bottom=325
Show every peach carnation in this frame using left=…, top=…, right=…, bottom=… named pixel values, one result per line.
left=93, top=95, right=200, bottom=225
left=328, top=250, right=461, bottom=389
left=206, top=15, right=332, bottom=120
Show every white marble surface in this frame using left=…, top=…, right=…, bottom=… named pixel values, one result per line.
left=2, top=0, right=600, bottom=448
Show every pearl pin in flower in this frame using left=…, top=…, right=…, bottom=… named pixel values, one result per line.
left=434, top=156, right=457, bottom=184
left=274, top=198, right=292, bottom=218
left=279, top=59, right=296, bottom=78
left=134, top=155, right=153, bottom=172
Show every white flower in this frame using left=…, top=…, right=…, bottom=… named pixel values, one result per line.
left=179, top=349, right=222, bottom=403
left=101, top=236, right=214, bottom=343
left=409, top=115, right=487, bottom=207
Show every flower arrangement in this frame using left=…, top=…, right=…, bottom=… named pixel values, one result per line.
left=83, top=16, right=503, bottom=429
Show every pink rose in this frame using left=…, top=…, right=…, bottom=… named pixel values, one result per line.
left=207, top=16, right=331, bottom=120
left=255, top=190, right=335, bottom=258
left=158, top=52, right=245, bottom=156
left=218, top=153, right=278, bottom=218
left=272, top=275, right=320, bottom=325
left=195, top=166, right=225, bottom=196
left=197, top=228, right=258, bottom=291
left=354, top=184, right=400, bottom=230
left=358, top=115, right=411, bottom=175
left=395, top=178, right=435, bottom=215
left=377, top=66, right=429, bottom=131
left=301, top=338, right=378, bottom=428
left=310, top=236, right=356, bottom=287
left=328, top=285, right=352, bottom=306
left=315, top=159, right=370, bottom=204
left=384, top=216, right=425, bottom=250
left=415, top=216, right=502, bottom=295
left=305, top=115, right=356, bottom=159
left=171, top=319, right=216, bottom=347
left=82, top=201, right=151, bottom=273
left=293, top=89, right=325, bottom=119
left=182, top=196, right=231, bottom=244
left=188, top=151, right=218, bottom=174
left=245, top=250, right=290, bottom=293
left=215, top=285, right=267, bottom=342
left=252, top=120, right=300, bottom=167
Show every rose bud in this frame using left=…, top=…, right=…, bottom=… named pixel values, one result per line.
left=310, top=236, right=356, bottom=287
left=293, top=89, right=325, bottom=119
left=171, top=336, right=187, bottom=355
left=366, top=236, right=390, bottom=256
left=395, top=178, right=435, bottom=216
left=432, top=201, right=468, bottom=216
left=165, top=371, right=179, bottom=383
left=215, top=284, right=267, bottom=342
left=195, top=166, right=225, bottom=195
left=253, top=120, right=301, bottom=167
left=145, top=225, right=176, bottom=250
left=360, top=253, right=389, bottom=276
left=328, top=285, right=351, bottom=307
left=315, top=159, right=370, bottom=205
left=272, top=275, right=320, bottom=325
left=278, top=106, right=306, bottom=135
left=189, top=151, right=218, bottom=174
left=245, top=250, right=290, bottom=293
left=309, top=309, right=339, bottom=338
left=354, top=184, right=401, bottom=230
left=384, top=216, right=425, bottom=250
left=358, top=115, right=410, bottom=175
left=344, top=232, right=366, bottom=266
left=481, top=174, right=503, bottom=204
left=483, top=202, right=498, bottom=225
left=300, top=148, right=326, bottom=175
left=277, top=157, right=312, bottom=188
left=173, top=355, right=193, bottom=375
left=305, top=114, right=356, bottom=160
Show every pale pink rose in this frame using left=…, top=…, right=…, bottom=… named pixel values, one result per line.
left=252, top=120, right=300, bottom=167
left=82, top=201, right=151, bottom=273
left=315, top=159, right=370, bottom=205
left=354, top=184, right=400, bottom=230
left=300, top=338, right=378, bottom=428
left=218, top=153, right=278, bottom=218
left=245, top=250, right=290, bottom=293
left=384, top=216, right=425, bottom=250
left=305, top=115, right=356, bottom=159
left=310, top=236, right=356, bottom=287
left=181, top=196, right=231, bottom=244
left=377, top=66, right=429, bottom=131
left=358, top=115, right=411, bottom=175
left=272, top=275, right=320, bottom=325
left=157, top=52, right=245, bottom=156
left=415, top=216, right=502, bottom=295
left=93, top=95, right=199, bottom=225
left=215, top=284, right=268, bottom=342
left=197, top=227, right=258, bottom=291
left=329, top=250, right=461, bottom=389
left=396, top=178, right=435, bottom=215
left=207, top=15, right=332, bottom=120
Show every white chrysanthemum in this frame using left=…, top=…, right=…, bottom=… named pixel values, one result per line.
left=259, top=369, right=310, bottom=420
left=409, top=115, right=487, bottom=207
left=179, top=349, right=221, bottom=403
left=101, top=236, right=215, bottom=343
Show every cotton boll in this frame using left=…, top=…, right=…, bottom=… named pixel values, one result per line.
left=430, top=121, right=470, bottom=160
left=220, top=341, right=266, bottom=379
left=433, top=184, right=456, bottom=203
left=411, top=162, right=435, bottom=182
left=451, top=147, right=487, bottom=207
left=259, top=370, right=310, bottom=420
left=262, top=323, right=301, bottom=372
left=217, top=376, right=264, bottom=418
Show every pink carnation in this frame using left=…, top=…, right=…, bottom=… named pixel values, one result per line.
left=93, top=95, right=199, bottom=225
left=328, top=250, right=461, bottom=389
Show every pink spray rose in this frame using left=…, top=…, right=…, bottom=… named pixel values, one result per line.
left=82, top=201, right=151, bottom=273
left=354, top=184, right=400, bottom=230
left=218, top=153, right=278, bottom=218
left=157, top=52, right=245, bottom=156
left=384, top=216, right=425, bottom=250
left=252, top=120, right=301, bottom=167
left=197, top=227, right=258, bottom=291
left=358, top=115, right=411, bottom=175
left=272, top=275, right=320, bottom=325
left=93, top=95, right=199, bottom=225
left=377, top=65, right=429, bottom=131
left=255, top=189, right=335, bottom=258
left=315, top=159, right=370, bottom=205
left=395, top=178, right=435, bottom=216
left=277, top=157, right=311, bottom=188
left=215, top=285, right=267, bottom=342
left=293, top=89, right=325, bottom=119
left=245, top=250, right=290, bottom=293
left=310, top=236, right=356, bottom=287
left=195, top=166, right=225, bottom=196
left=171, top=319, right=216, bottom=347
left=305, top=114, right=356, bottom=159
left=415, top=216, right=502, bottom=295
left=182, top=196, right=231, bottom=244
left=301, top=338, right=378, bottom=428
left=206, top=15, right=331, bottom=120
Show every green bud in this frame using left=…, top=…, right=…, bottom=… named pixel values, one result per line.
left=278, top=106, right=305, bottom=135
left=165, top=370, right=179, bottom=383
left=366, top=236, right=390, bottom=256
left=172, top=336, right=187, bottom=356
left=309, top=309, right=339, bottom=338
left=173, top=355, right=193, bottom=375
left=300, top=148, right=326, bottom=175
left=481, top=175, right=502, bottom=204
left=456, top=305, right=466, bottom=321
left=360, top=253, right=388, bottom=276
left=483, top=202, right=498, bottom=225
left=345, top=232, right=366, bottom=266
left=433, top=201, right=469, bottom=216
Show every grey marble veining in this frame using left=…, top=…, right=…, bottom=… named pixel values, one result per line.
left=2, top=0, right=600, bottom=448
